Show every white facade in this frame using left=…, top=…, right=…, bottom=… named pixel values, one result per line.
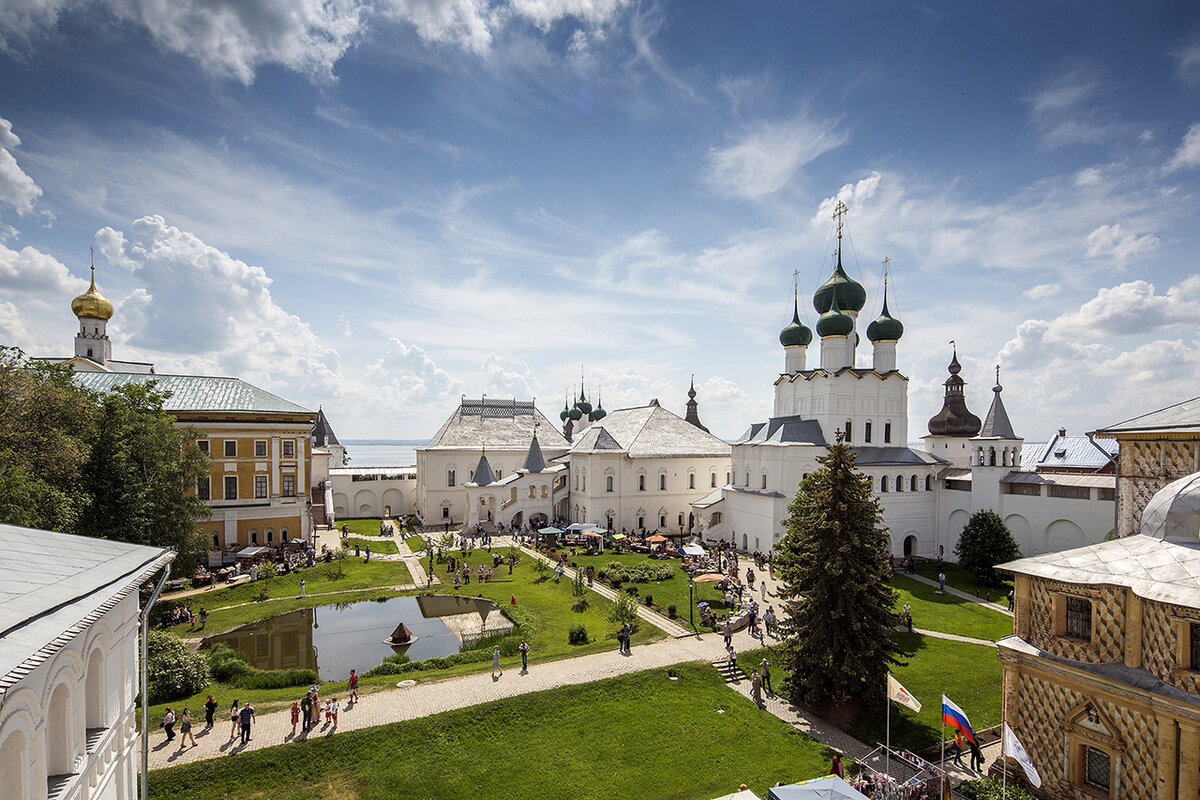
left=330, top=467, right=418, bottom=519
left=700, top=250, right=1115, bottom=559
left=0, top=526, right=173, bottom=800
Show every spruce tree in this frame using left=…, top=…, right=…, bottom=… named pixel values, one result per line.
left=955, top=509, right=1021, bottom=584
left=776, top=431, right=903, bottom=715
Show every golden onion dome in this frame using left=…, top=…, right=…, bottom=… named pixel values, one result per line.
left=71, top=269, right=114, bottom=320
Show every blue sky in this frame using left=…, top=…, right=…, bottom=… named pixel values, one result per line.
left=1, top=0, right=1199, bottom=441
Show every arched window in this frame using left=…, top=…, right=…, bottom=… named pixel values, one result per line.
left=896, top=475, right=903, bottom=492
left=761, top=473, right=768, bottom=490
left=447, top=470, right=456, bottom=487
left=86, top=648, right=107, bottom=729
left=710, top=472, right=717, bottom=488
left=844, top=420, right=853, bottom=440
left=582, top=474, right=586, bottom=491
left=250, top=530, right=258, bottom=545
left=910, top=475, right=918, bottom=492
left=659, top=474, right=666, bottom=490
left=884, top=421, right=892, bottom=443
left=0, top=730, right=28, bottom=800
left=880, top=476, right=888, bottom=492
left=745, top=471, right=750, bottom=486
left=606, top=476, right=613, bottom=493
left=726, top=472, right=731, bottom=485
left=638, top=475, right=646, bottom=491
left=688, top=473, right=695, bottom=489
left=212, top=533, right=220, bottom=549
left=47, top=683, right=74, bottom=777
left=864, top=421, right=872, bottom=442
left=282, top=530, right=289, bottom=542
left=925, top=475, right=933, bottom=491
left=266, top=529, right=274, bottom=545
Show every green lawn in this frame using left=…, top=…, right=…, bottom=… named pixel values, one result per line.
left=560, top=550, right=741, bottom=630
left=337, top=517, right=387, bottom=536
left=891, top=574, right=1013, bottom=642
left=344, top=536, right=399, bottom=555
left=911, top=562, right=1012, bottom=603
left=148, top=663, right=834, bottom=799
left=405, top=535, right=426, bottom=553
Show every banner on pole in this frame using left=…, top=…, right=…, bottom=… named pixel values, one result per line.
left=941, top=695, right=977, bottom=745
left=1003, top=723, right=1043, bottom=788
left=887, top=674, right=922, bottom=713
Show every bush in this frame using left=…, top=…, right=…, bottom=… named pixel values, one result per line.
left=597, top=561, right=675, bottom=584
left=957, top=778, right=1038, bottom=800
left=207, top=644, right=251, bottom=683
left=502, top=605, right=537, bottom=633
left=625, top=585, right=639, bottom=596
left=955, top=509, right=1022, bottom=584
left=568, top=625, right=589, bottom=645
left=667, top=604, right=677, bottom=618
left=206, top=644, right=316, bottom=689
left=147, top=630, right=208, bottom=703
left=572, top=596, right=589, bottom=613
left=608, top=591, right=640, bottom=626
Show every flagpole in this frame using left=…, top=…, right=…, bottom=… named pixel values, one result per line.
left=940, top=698, right=946, bottom=800
left=885, top=677, right=891, bottom=799
left=1001, top=672, right=1008, bottom=800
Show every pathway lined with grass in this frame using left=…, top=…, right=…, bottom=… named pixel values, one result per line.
left=905, top=570, right=1013, bottom=616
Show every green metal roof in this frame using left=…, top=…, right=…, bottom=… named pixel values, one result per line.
left=73, top=371, right=313, bottom=414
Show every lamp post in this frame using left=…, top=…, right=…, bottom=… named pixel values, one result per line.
left=305, top=499, right=314, bottom=549
left=688, top=576, right=695, bottom=629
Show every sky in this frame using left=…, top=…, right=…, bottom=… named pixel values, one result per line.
left=1, top=1, right=1199, bottom=442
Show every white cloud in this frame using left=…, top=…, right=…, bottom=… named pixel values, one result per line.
left=1085, top=223, right=1158, bottom=263
left=1023, top=283, right=1061, bottom=300
left=0, top=240, right=84, bottom=294
left=1051, top=277, right=1200, bottom=338
left=364, top=336, right=464, bottom=409
left=1074, top=166, right=1102, bottom=186
left=706, top=114, right=847, bottom=199
left=510, top=0, right=627, bottom=29
left=480, top=352, right=538, bottom=398
left=0, top=0, right=364, bottom=83
left=1025, top=66, right=1119, bottom=148
left=0, top=117, right=43, bottom=217
left=382, top=0, right=495, bottom=55
left=1165, top=122, right=1200, bottom=173
left=1175, top=38, right=1200, bottom=83
left=0, top=300, right=29, bottom=343
left=813, top=172, right=882, bottom=226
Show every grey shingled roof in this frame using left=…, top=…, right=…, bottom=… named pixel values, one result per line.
left=568, top=404, right=730, bottom=458
left=422, top=398, right=570, bottom=451
left=470, top=453, right=496, bottom=486
left=736, top=416, right=827, bottom=446
left=1025, top=433, right=1116, bottom=471
left=1095, top=396, right=1200, bottom=435
left=312, top=408, right=341, bottom=446
left=852, top=447, right=946, bottom=466
left=522, top=436, right=546, bottom=472
left=978, top=386, right=1018, bottom=439
left=73, top=371, right=312, bottom=414
left=0, top=524, right=173, bottom=701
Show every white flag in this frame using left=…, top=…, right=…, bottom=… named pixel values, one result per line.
left=887, top=674, right=922, bottom=713
left=1003, top=723, right=1042, bottom=788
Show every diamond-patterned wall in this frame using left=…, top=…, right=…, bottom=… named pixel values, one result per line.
left=1142, top=598, right=1200, bottom=695
left=1116, top=438, right=1200, bottom=537
left=1028, top=578, right=1124, bottom=662
left=1012, top=670, right=1158, bottom=800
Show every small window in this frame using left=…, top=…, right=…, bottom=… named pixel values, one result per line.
left=254, top=475, right=268, bottom=498
left=1049, top=485, right=1090, bottom=500
left=688, top=473, right=695, bottom=489
left=254, top=440, right=267, bottom=458
left=281, top=529, right=289, bottom=542
left=224, top=440, right=237, bottom=457
left=224, top=476, right=238, bottom=500
left=1099, top=487, right=1115, bottom=501
left=197, top=440, right=210, bottom=454
left=1083, top=745, right=1110, bottom=792
left=266, top=529, right=274, bottom=545
left=447, top=470, right=456, bottom=487
left=250, top=530, right=258, bottom=546
left=282, top=440, right=295, bottom=458
left=606, top=476, right=614, bottom=493
left=87, top=347, right=93, bottom=357
left=1065, top=596, right=1092, bottom=640
left=441, top=507, right=449, bottom=518
left=659, top=515, right=666, bottom=527
left=282, top=475, right=295, bottom=497
left=212, top=533, right=220, bottom=549
left=638, top=516, right=644, bottom=529
left=844, top=420, right=853, bottom=440
left=925, top=475, right=932, bottom=491
left=880, top=476, right=888, bottom=492
left=1190, top=623, right=1200, bottom=671
left=884, top=422, right=892, bottom=443
left=864, top=421, right=872, bottom=443
left=745, top=472, right=750, bottom=487
left=726, top=472, right=730, bottom=485
left=197, top=478, right=210, bottom=501
left=659, top=474, right=666, bottom=491
left=761, top=474, right=767, bottom=490
left=895, top=474, right=903, bottom=492
left=710, top=473, right=717, bottom=488
left=910, top=475, right=918, bottom=492
left=638, top=475, right=646, bottom=491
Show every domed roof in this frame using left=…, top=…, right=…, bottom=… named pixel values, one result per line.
left=779, top=297, right=813, bottom=347
left=816, top=290, right=854, bottom=337
left=866, top=288, right=904, bottom=342
left=926, top=347, right=981, bottom=436
left=71, top=269, right=114, bottom=321
left=560, top=399, right=571, bottom=422
left=568, top=404, right=583, bottom=421
left=1140, top=472, right=1200, bottom=540
left=590, top=392, right=606, bottom=421
left=813, top=251, right=866, bottom=315
left=575, top=384, right=592, bottom=416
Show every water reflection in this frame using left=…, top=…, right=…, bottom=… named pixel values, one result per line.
left=203, top=594, right=505, bottom=681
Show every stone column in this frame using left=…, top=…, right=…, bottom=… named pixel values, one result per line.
left=1158, top=714, right=1178, bottom=800
left=1125, top=591, right=1143, bottom=668
left=1015, top=574, right=1032, bottom=638
left=271, top=436, right=280, bottom=499
left=1178, top=720, right=1198, bottom=800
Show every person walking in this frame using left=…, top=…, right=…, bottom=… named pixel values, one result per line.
left=969, top=738, right=984, bottom=772
left=300, top=692, right=312, bottom=732
left=723, top=619, right=732, bottom=647
left=492, top=646, right=503, bottom=678
left=178, top=708, right=196, bottom=749
left=299, top=579, right=306, bottom=597
left=831, top=754, right=844, bottom=779
left=290, top=701, right=301, bottom=735
left=519, top=640, right=529, bottom=672
left=751, top=669, right=763, bottom=706
left=330, top=698, right=340, bottom=730
left=938, top=571, right=946, bottom=591
left=760, top=657, right=772, bottom=695
left=365, top=544, right=371, bottom=562
left=238, top=701, right=254, bottom=744
left=952, top=730, right=965, bottom=765
left=161, top=708, right=176, bottom=743
left=203, top=694, right=218, bottom=729
left=348, top=669, right=359, bottom=703
left=228, top=700, right=239, bottom=740
left=760, top=580, right=767, bottom=600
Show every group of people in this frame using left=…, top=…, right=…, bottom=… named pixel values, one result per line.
left=161, top=605, right=207, bottom=629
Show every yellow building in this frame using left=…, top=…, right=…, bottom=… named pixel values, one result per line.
left=43, top=261, right=318, bottom=552
left=999, top=472, right=1200, bottom=799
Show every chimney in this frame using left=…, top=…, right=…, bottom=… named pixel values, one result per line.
left=1058, top=428, right=1067, bottom=438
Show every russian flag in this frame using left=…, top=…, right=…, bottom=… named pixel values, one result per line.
left=941, top=695, right=976, bottom=745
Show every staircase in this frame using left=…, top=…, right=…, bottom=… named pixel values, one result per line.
left=712, top=659, right=746, bottom=684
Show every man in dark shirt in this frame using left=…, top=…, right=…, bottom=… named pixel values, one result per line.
left=239, top=702, right=254, bottom=743
left=300, top=693, right=312, bottom=732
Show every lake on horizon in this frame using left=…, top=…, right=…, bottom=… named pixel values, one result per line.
left=341, top=439, right=426, bottom=468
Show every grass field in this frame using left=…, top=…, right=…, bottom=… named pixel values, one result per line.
left=405, top=535, right=426, bottom=553
left=148, top=663, right=834, bottom=800
left=911, top=562, right=1013, bottom=602
left=891, top=574, right=1013, bottom=642
left=344, top=536, right=399, bottom=554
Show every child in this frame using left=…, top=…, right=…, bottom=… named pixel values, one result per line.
left=331, top=698, right=340, bottom=729
left=324, top=698, right=332, bottom=723
left=290, top=701, right=300, bottom=735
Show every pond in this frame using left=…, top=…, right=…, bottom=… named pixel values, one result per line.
left=202, top=594, right=510, bottom=681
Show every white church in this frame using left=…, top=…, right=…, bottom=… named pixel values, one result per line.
left=695, top=209, right=1116, bottom=558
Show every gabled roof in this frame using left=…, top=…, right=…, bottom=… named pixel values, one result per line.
left=568, top=404, right=730, bottom=458
left=978, top=386, right=1018, bottom=439
left=312, top=407, right=341, bottom=446
left=422, top=398, right=570, bottom=451
left=0, top=524, right=173, bottom=702
left=1024, top=433, right=1116, bottom=471
left=36, top=356, right=156, bottom=374
left=470, top=453, right=496, bottom=486
left=852, top=447, right=946, bottom=467
left=1095, top=396, right=1200, bottom=435
left=735, top=416, right=827, bottom=446
left=522, top=435, right=546, bottom=473
left=73, top=371, right=312, bottom=414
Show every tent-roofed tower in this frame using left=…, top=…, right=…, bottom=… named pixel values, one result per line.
left=972, top=366, right=1023, bottom=468
left=684, top=375, right=710, bottom=433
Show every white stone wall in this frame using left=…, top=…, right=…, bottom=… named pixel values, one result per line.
left=417, top=445, right=569, bottom=526
left=773, top=371, right=910, bottom=446
left=330, top=474, right=417, bottom=519
left=0, top=593, right=143, bottom=800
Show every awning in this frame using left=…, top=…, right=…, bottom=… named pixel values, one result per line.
left=610, top=533, right=626, bottom=540
left=580, top=531, right=604, bottom=538
left=768, top=776, right=868, bottom=800
left=693, top=572, right=725, bottom=582
left=235, top=546, right=273, bottom=558
left=682, top=544, right=706, bottom=557
left=538, top=527, right=563, bottom=535
left=646, top=534, right=669, bottom=543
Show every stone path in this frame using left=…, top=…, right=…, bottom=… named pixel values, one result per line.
left=904, top=572, right=1013, bottom=616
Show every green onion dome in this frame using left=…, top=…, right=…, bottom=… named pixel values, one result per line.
left=812, top=251, right=867, bottom=315
left=568, top=404, right=583, bottom=421
left=576, top=388, right=592, bottom=416
left=866, top=291, right=904, bottom=342
left=560, top=399, right=571, bottom=422
left=591, top=393, right=607, bottom=421
left=816, top=288, right=854, bottom=337
left=779, top=298, right=813, bottom=347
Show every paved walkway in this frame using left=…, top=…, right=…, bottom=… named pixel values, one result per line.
left=904, top=572, right=1013, bottom=616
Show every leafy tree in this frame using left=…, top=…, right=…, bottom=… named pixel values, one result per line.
left=775, top=431, right=904, bottom=717
left=146, top=629, right=209, bottom=703
left=955, top=509, right=1021, bottom=584
left=0, top=347, right=97, bottom=531
left=82, top=381, right=211, bottom=572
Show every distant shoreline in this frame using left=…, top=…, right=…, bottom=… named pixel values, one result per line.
left=342, top=439, right=428, bottom=446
